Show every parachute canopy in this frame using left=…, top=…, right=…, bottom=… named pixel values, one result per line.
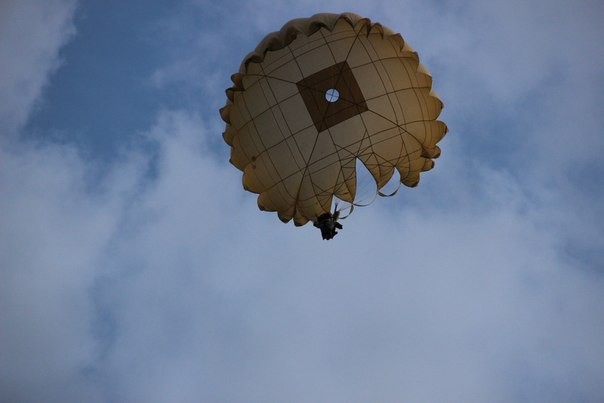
left=221, top=12, right=447, bottom=228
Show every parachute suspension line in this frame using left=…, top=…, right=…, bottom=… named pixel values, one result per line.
left=377, top=169, right=403, bottom=197
left=322, top=24, right=373, bottom=212
left=348, top=27, right=437, bottom=190
left=337, top=26, right=411, bottom=205
left=352, top=34, right=415, bottom=196
left=362, top=36, right=408, bottom=192
left=340, top=204, right=354, bottom=219
left=336, top=202, right=354, bottom=220
left=288, top=21, right=369, bottom=217
left=351, top=156, right=379, bottom=207
left=222, top=14, right=447, bottom=232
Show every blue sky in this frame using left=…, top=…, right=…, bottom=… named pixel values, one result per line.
left=1, top=0, right=603, bottom=402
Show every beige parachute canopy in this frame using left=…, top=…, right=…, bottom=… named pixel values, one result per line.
left=220, top=12, right=447, bottom=235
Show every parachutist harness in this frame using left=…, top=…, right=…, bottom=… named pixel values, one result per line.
left=313, top=210, right=343, bottom=240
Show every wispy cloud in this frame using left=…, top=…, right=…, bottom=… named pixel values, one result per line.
left=1, top=1, right=603, bottom=402
left=0, top=0, right=77, bottom=136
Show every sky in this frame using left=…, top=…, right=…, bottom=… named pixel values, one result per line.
left=1, top=0, right=603, bottom=402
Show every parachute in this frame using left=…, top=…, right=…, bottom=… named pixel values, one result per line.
left=220, top=13, right=447, bottom=239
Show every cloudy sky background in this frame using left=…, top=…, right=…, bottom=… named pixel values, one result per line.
left=1, top=0, right=603, bottom=402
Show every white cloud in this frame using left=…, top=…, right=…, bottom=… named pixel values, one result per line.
left=52, top=110, right=602, bottom=402
left=1, top=1, right=603, bottom=402
left=0, top=0, right=77, bottom=136
left=0, top=143, right=128, bottom=402
left=2, top=107, right=603, bottom=401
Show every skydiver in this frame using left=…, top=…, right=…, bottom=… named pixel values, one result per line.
left=313, top=210, right=343, bottom=240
